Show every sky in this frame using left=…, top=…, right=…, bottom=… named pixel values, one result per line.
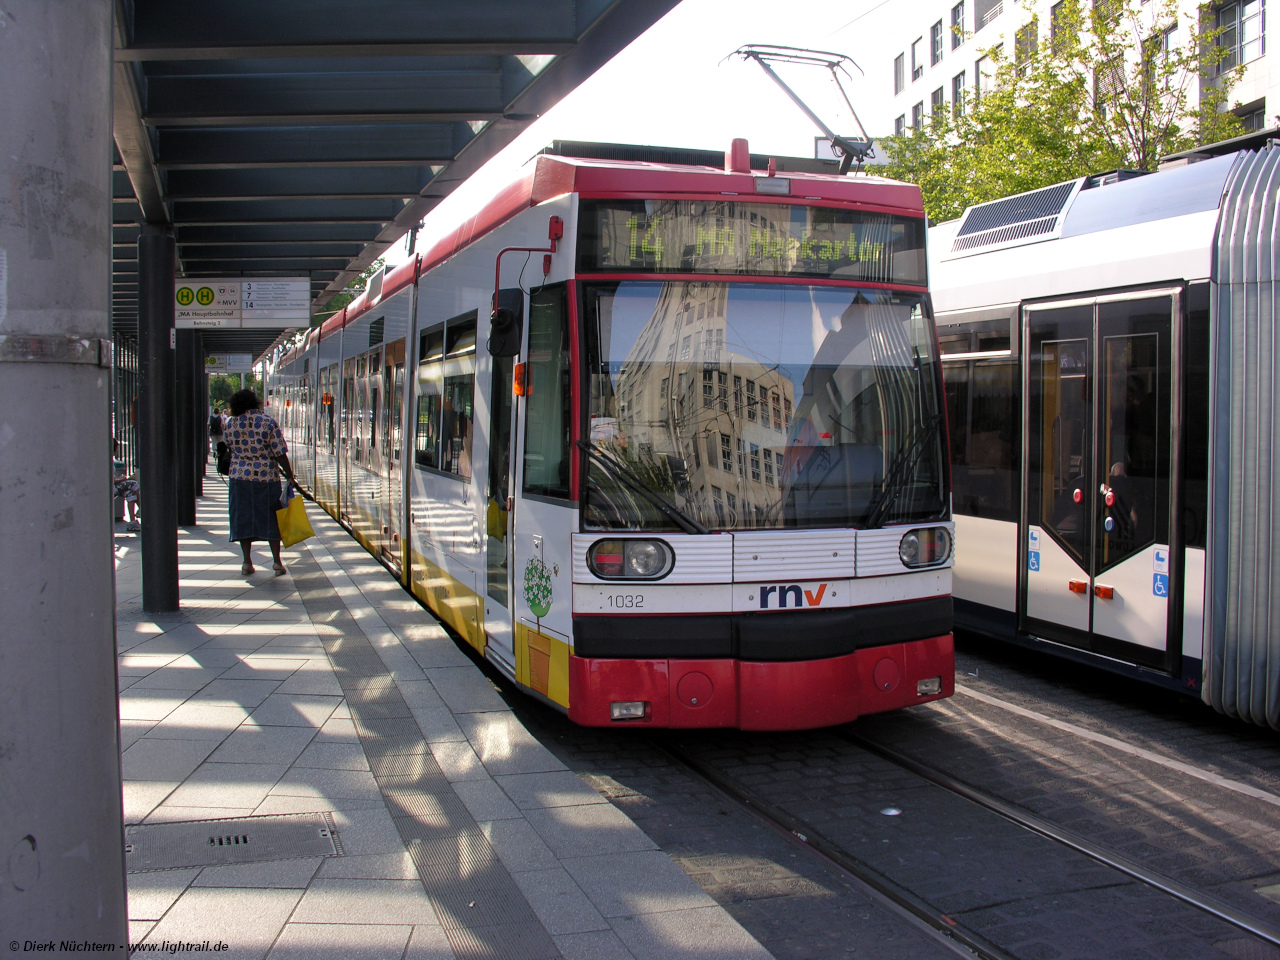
left=381, top=0, right=900, bottom=269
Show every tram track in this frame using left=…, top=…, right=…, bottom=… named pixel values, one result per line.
left=837, top=729, right=1280, bottom=952
left=655, top=736, right=1019, bottom=960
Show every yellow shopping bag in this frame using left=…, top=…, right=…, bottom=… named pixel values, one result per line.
left=276, top=493, right=314, bottom=548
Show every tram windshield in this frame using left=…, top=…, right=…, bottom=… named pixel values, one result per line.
left=582, top=281, right=948, bottom=531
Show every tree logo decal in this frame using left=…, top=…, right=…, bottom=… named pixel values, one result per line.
left=524, top=557, right=552, bottom=618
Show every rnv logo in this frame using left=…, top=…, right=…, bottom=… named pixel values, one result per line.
left=759, top=583, right=827, bottom=609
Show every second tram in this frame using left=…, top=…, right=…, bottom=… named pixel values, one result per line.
left=931, top=138, right=1280, bottom=729
left=269, top=141, right=955, bottom=729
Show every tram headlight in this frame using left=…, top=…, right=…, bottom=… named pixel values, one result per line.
left=588, top=538, right=674, bottom=580
left=899, top=527, right=952, bottom=568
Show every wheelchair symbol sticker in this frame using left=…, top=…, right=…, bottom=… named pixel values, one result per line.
left=1153, top=573, right=1169, bottom=597
left=1028, top=551, right=1041, bottom=572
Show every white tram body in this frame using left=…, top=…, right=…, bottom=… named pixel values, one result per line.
left=931, top=143, right=1280, bottom=728
left=267, top=144, right=958, bottom=730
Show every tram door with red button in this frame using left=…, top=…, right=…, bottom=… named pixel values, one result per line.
left=1020, top=292, right=1177, bottom=669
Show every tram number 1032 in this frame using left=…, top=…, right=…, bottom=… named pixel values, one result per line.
left=606, top=594, right=646, bottom=609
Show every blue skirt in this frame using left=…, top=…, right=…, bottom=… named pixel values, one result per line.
left=228, top=478, right=282, bottom=542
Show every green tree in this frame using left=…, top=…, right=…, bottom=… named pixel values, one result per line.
left=882, top=0, right=1243, bottom=223
left=314, top=258, right=385, bottom=325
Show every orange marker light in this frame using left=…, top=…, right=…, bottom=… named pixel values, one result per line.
left=1068, top=579, right=1088, bottom=594
left=1094, top=584, right=1115, bottom=600
left=513, top=362, right=528, bottom=397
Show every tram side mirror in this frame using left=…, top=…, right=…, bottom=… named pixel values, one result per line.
left=488, top=288, right=524, bottom=357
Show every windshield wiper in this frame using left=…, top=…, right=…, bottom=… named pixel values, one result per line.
left=577, top=440, right=710, bottom=535
left=865, top=414, right=941, bottom=529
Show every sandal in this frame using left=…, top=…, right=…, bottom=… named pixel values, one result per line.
left=240, top=562, right=254, bottom=576
left=273, top=562, right=287, bottom=577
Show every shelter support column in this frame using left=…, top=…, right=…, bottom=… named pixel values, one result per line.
left=175, top=329, right=196, bottom=524
left=0, top=0, right=128, bottom=942
left=137, top=225, right=180, bottom=610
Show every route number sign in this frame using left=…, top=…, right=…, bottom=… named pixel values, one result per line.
left=175, top=277, right=310, bottom=328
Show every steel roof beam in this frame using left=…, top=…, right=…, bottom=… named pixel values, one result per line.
left=176, top=223, right=381, bottom=243
left=164, top=166, right=438, bottom=202
left=112, top=3, right=167, bottom=224
left=118, top=41, right=575, bottom=61
left=123, top=0, right=582, bottom=50
left=172, top=198, right=405, bottom=223
left=179, top=244, right=362, bottom=260
left=155, top=123, right=471, bottom=168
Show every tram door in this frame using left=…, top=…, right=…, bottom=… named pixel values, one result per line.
left=339, top=358, right=356, bottom=523
left=484, top=351, right=516, bottom=668
left=1021, top=293, right=1176, bottom=666
left=382, top=340, right=406, bottom=569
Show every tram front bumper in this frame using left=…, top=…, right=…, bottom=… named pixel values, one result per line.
left=565, top=634, right=955, bottom=730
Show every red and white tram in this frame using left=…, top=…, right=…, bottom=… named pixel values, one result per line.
left=267, top=141, right=955, bottom=729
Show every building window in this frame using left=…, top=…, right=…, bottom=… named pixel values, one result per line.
left=702, top=367, right=714, bottom=407
left=976, top=50, right=999, bottom=97
left=953, top=71, right=967, bottom=117
left=931, top=86, right=946, bottom=116
left=1050, top=1, right=1066, bottom=51
left=763, top=449, right=775, bottom=486
left=720, top=434, right=732, bottom=472
left=1237, top=100, right=1267, bottom=130
left=975, top=0, right=1003, bottom=32
left=1218, top=1, right=1265, bottom=74
left=894, top=53, right=905, bottom=93
left=745, top=379, right=757, bottom=420
left=895, top=114, right=907, bottom=136
left=772, top=392, right=783, bottom=430
left=952, top=2, right=966, bottom=48
left=1015, top=19, right=1038, bottom=74
left=931, top=20, right=945, bottom=64
left=680, top=335, right=691, bottom=360
left=736, top=438, right=747, bottom=477
left=733, top=375, right=743, bottom=415
left=911, top=38, right=924, bottom=80
left=912, top=101, right=925, bottom=129
left=750, top=444, right=761, bottom=481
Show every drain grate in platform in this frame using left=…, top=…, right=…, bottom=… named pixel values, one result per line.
left=125, top=813, right=341, bottom=872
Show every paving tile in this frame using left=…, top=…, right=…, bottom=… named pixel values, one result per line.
left=193, top=678, right=282, bottom=708
left=164, top=761, right=289, bottom=809
left=402, top=925, right=454, bottom=960
left=248, top=694, right=342, bottom=728
left=122, top=781, right=178, bottom=824
left=511, top=867, right=610, bottom=935
left=324, top=807, right=409, bottom=857
left=207, top=725, right=318, bottom=766
left=290, top=879, right=438, bottom=925
left=267, top=923, right=413, bottom=960
left=193, top=858, right=322, bottom=889
left=128, top=920, right=155, bottom=945
left=293, top=741, right=369, bottom=771
left=495, top=771, right=608, bottom=811
left=315, top=852, right=418, bottom=880
left=523, top=804, right=658, bottom=860
left=452, top=778, right=522, bottom=822
left=271, top=767, right=382, bottom=802
left=126, top=868, right=200, bottom=921
left=411, top=707, right=467, bottom=744
left=553, top=930, right=637, bottom=960
left=314, top=717, right=360, bottom=743
left=562, top=851, right=716, bottom=918
left=273, top=662, right=343, bottom=697
left=144, top=805, right=258, bottom=823
left=430, top=740, right=487, bottom=782
left=477, top=819, right=559, bottom=874
left=123, top=738, right=219, bottom=782
left=609, top=906, right=772, bottom=960
left=139, top=887, right=302, bottom=960
left=425, top=666, right=509, bottom=714
left=252, top=795, right=387, bottom=817
left=145, top=701, right=251, bottom=740
left=120, top=719, right=155, bottom=752
left=457, top=712, right=565, bottom=776
left=119, top=689, right=191, bottom=722
left=222, top=658, right=307, bottom=682
left=130, top=666, right=226, bottom=691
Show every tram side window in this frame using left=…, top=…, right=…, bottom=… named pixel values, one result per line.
left=442, top=318, right=477, bottom=479
left=523, top=284, right=571, bottom=500
left=1183, top=283, right=1209, bottom=549
left=940, top=314, right=1019, bottom=523
left=415, top=328, right=444, bottom=469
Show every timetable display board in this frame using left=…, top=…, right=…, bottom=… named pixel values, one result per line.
left=175, top=277, right=311, bottom=328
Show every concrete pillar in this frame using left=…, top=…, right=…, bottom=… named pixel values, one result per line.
left=0, top=0, right=128, bottom=943
left=175, top=329, right=196, bottom=525
left=137, top=226, right=179, bottom=611
left=196, top=335, right=206, bottom=489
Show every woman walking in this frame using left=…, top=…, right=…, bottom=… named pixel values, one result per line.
left=223, top=388, right=297, bottom=576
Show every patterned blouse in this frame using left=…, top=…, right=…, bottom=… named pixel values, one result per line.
left=224, top=410, right=288, bottom=482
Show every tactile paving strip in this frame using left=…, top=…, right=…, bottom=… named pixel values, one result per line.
left=292, top=548, right=561, bottom=960
left=124, top=812, right=340, bottom=873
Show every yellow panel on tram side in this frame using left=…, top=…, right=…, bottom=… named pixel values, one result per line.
left=515, top=621, right=570, bottom=709
left=312, top=476, right=340, bottom=520
left=408, top=548, right=485, bottom=653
